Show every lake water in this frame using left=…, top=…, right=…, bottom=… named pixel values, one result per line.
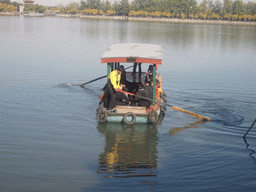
left=1, top=15, right=256, bottom=191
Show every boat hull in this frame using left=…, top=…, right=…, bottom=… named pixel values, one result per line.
left=97, top=105, right=165, bottom=124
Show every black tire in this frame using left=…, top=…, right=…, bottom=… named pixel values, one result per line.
left=148, top=110, right=159, bottom=124
left=97, top=111, right=108, bottom=123
left=123, top=112, right=136, bottom=125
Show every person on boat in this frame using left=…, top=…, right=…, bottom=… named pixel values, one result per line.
left=105, top=66, right=125, bottom=110
left=119, top=65, right=131, bottom=98
left=145, top=64, right=161, bottom=85
left=147, top=64, right=159, bottom=74
left=148, top=64, right=153, bottom=73
left=115, top=91, right=131, bottom=106
left=119, top=65, right=127, bottom=87
left=135, top=82, right=152, bottom=108
left=145, top=65, right=153, bottom=84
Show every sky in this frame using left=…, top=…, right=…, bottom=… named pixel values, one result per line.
left=15, top=0, right=256, bottom=7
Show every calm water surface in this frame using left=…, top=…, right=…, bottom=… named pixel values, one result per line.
left=1, top=16, right=256, bottom=191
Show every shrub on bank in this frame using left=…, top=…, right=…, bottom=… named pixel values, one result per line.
left=0, top=3, right=16, bottom=12
left=68, top=7, right=256, bottom=23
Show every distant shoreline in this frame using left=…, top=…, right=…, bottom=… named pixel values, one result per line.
left=1, top=12, right=256, bottom=26
left=79, top=15, right=256, bottom=26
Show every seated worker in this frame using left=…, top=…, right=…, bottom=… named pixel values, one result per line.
left=145, top=73, right=153, bottom=85
left=146, top=64, right=159, bottom=74
left=145, top=65, right=153, bottom=84
left=105, top=66, right=125, bottom=110
left=135, top=82, right=152, bottom=108
left=148, top=65, right=153, bottom=74
left=145, top=64, right=160, bottom=85
left=119, top=65, right=127, bottom=88
left=115, top=91, right=130, bottom=106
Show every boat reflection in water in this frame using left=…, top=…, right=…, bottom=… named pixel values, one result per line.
left=96, top=115, right=164, bottom=178
left=169, top=120, right=206, bottom=136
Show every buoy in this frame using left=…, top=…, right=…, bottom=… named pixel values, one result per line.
left=148, top=110, right=159, bottom=123
left=97, top=111, right=108, bottom=123
left=123, top=112, right=136, bottom=125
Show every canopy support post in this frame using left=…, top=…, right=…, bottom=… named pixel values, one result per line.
left=152, top=64, right=156, bottom=106
left=107, top=63, right=111, bottom=78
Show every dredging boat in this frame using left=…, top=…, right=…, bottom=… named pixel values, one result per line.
left=96, top=43, right=167, bottom=124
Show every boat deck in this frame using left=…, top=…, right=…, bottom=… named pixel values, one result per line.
left=114, top=105, right=158, bottom=115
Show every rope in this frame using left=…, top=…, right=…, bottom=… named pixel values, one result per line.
left=244, top=118, right=256, bottom=138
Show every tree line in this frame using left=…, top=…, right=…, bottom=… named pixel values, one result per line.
left=53, top=0, right=256, bottom=22
left=0, top=0, right=19, bottom=12
left=0, top=0, right=256, bottom=22
left=0, top=0, right=47, bottom=13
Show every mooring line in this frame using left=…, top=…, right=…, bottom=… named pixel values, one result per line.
left=243, top=118, right=256, bottom=138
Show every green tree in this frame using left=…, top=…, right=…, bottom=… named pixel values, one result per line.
left=91, top=8, right=98, bottom=15
left=85, top=0, right=101, bottom=9
left=130, top=0, right=143, bottom=12
left=102, top=0, right=111, bottom=12
left=198, top=12, right=207, bottom=19
left=198, top=0, right=207, bottom=14
left=99, top=9, right=104, bottom=15
left=247, top=14, right=253, bottom=21
left=59, top=7, right=68, bottom=14
left=24, top=4, right=36, bottom=12
left=208, top=0, right=214, bottom=10
left=212, top=0, right=222, bottom=15
left=144, top=10, right=150, bottom=17
left=0, top=0, right=11, bottom=4
left=210, top=12, right=220, bottom=20
left=180, top=0, right=191, bottom=18
left=165, top=12, right=172, bottom=18
left=223, top=13, right=232, bottom=20
left=180, top=12, right=185, bottom=19
left=223, top=0, right=233, bottom=14
left=67, top=8, right=78, bottom=14
left=232, top=0, right=244, bottom=16
left=106, top=9, right=115, bottom=15
left=85, top=8, right=92, bottom=14
left=131, top=0, right=156, bottom=12
left=23, top=4, right=47, bottom=13
left=50, top=7, right=58, bottom=12
left=252, top=14, right=256, bottom=21
left=188, top=0, right=198, bottom=15
left=11, top=1, right=20, bottom=11
left=114, top=0, right=130, bottom=16
left=128, top=10, right=135, bottom=16
left=67, top=2, right=80, bottom=10
left=244, top=2, right=256, bottom=15
left=231, top=13, right=238, bottom=20
left=36, top=5, right=46, bottom=13
left=80, top=0, right=88, bottom=10
left=151, top=11, right=162, bottom=18
left=189, top=13, right=193, bottom=19
left=120, top=0, right=130, bottom=15
left=0, top=3, right=6, bottom=12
